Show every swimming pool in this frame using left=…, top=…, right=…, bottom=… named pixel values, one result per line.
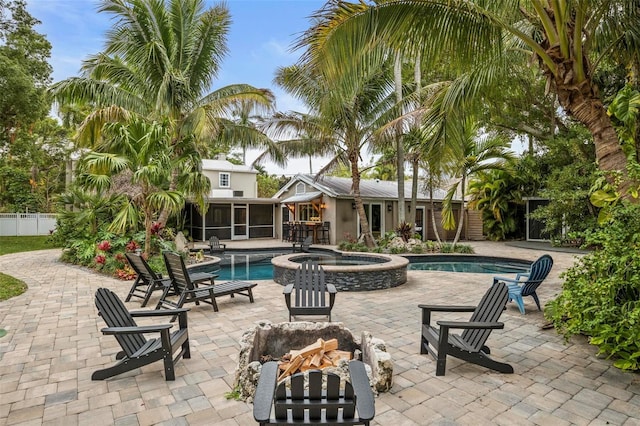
left=209, top=252, right=532, bottom=280
left=405, top=255, right=531, bottom=274
left=214, top=252, right=286, bottom=281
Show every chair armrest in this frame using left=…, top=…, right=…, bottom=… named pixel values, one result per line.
left=418, top=304, right=477, bottom=313
left=348, top=360, right=375, bottom=421
left=326, top=284, right=337, bottom=294
left=437, top=321, right=505, bottom=330
left=253, top=361, right=279, bottom=423
left=184, top=284, right=216, bottom=294
left=129, top=308, right=189, bottom=317
left=101, top=324, right=172, bottom=335
left=283, top=284, right=294, bottom=295
left=493, top=276, right=524, bottom=285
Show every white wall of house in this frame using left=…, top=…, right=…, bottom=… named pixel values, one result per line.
left=201, top=159, right=258, bottom=199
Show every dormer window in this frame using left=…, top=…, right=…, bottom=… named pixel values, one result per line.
left=219, top=172, right=230, bottom=188
left=295, top=183, right=305, bottom=194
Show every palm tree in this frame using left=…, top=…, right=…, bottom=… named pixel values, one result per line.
left=272, top=63, right=397, bottom=248
left=257, top=111, right=338, bottom=173
left=76, top=117, right=185, bottom=255
left=303, top=0, right=639, bottom=196
left=442, top=116, right=515, bottom=245
left=50, top=0, right=274, bottom=225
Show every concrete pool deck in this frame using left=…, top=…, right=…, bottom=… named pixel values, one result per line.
left=0, top=240, right=638, bottom=425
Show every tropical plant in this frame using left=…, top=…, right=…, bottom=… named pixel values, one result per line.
left=76, top=117, right=186, bottom=255
left=442, top=117, right=514, bottom=245
left=467, top=168, right=526, bottom=240
left=546, top=202, right=640, bottom=371
left=270, top=62, right=398, bottom=248
left=304, top=0, right=639, bottom=196
left=50, top=0, right=274, bottom=224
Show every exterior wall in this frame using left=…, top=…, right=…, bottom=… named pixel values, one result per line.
left=202, top=170, right=257, bottom=198
left=336, top=199, right=358, bottom=242
left=466, top=209, right=485, bottom=241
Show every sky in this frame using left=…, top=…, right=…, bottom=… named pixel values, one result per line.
left=25, top=0, right=329, bottom=175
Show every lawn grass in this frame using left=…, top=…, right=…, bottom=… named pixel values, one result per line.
left=0, top=273, right=27, bottom=302
left=0, top=235, right=58, bottom=300
left=0, top=235, right=54, bottom=256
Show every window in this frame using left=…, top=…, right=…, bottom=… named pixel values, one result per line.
left=295, top=183, right=305, bottom=194
left=298, top=203, right=315, bottom=221
left=219, top=172, right=230, bottom=188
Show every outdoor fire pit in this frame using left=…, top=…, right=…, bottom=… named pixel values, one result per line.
left=233, top=321, right=393, bottom=401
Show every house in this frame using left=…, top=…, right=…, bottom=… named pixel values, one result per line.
left=183, top=163, right=484, bottom=243
left=273, top=174, right=484, bottom=245
left=183, top=158, right=277, bottom=241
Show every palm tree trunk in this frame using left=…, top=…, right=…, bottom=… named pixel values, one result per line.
left=409, top=157, right=418, bottom=230
left=452, top=175, right=465, bottom=246
left=428, top=173, right=441, bottom=243
left=157, top=167, right=179, bottom=226
left=555, top=77, right=631, bottom=195
left=351, top=157, right=375, bottom=248
left=394, top=52, right=406, bottom=225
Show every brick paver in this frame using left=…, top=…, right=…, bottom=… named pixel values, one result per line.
left=1, top=241, right=638, bottom=425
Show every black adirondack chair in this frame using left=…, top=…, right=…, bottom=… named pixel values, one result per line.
left=253, top=360, right=375, bottom=425
left=419, top=282, right=513, bottom=376
left=92, top=288, right=190, bottom=381
left=157, top=251, right=257, bottom=314
left=292, top=235, right=313, bottom=253
left=208, top=236, right=226, bottom=254
left=284, top=261, right=336, bottom=321
left=493, top=254, right=554, bottom=314
left=124, top=253, right=173, bottom=307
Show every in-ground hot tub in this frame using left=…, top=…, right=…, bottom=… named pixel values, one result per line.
left=272, top=252, right=408, bottom=291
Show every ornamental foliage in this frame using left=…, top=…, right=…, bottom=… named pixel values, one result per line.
left=545, top=203, right=640, bottom=371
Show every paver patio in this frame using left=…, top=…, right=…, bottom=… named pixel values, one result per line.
left=0, top=241, right=638, bottom=425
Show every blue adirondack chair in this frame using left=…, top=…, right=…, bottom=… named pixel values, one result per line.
left=493, top=254, right=553, bottom=314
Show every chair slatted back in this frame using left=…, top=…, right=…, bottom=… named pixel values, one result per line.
left=209, top=236, right=224, bottom=252
left=274, top=370, right=356, bottom=422
left=125, top=253, right=160, bottom=284
left=95, top=288, right=146, bottom=357
left=462, top=282, right=509, bottom=352
left=521, top=254, right=553, bottom=296
left=294, top=261, right=326, bottom=308
left=163, top=252, right=192, bottom=294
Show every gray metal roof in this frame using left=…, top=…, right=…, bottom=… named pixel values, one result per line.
left=280, top=191, right=323, bottom=203
left=275, top=174, right=453, bottom=201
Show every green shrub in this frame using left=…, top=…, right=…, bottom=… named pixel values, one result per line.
left=545, top=202, right=640, bottom=371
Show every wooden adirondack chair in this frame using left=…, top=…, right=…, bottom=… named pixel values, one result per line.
left=157, top=251, right=257, bottom=314
left=493, top=254, right=553, bottom=314
left=292, top=235, right=313, bottom=253
left=284, top=261, right=336, bottom=321
left=419, top=282, right=513, bottom=376
left=92, top=288, right=190, bottom=381
left=124, top=253, right=173, bottom=307
left=253, top=360, right=375, bottom=425
left=208, top=236, right=226, bottom=254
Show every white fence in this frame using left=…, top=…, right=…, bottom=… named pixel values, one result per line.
left=0, top=213, right=58, bottom=236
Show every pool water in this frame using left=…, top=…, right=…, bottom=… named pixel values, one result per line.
left=408, top=262, right=528, bottom=274
left=215, top=252, right=284, bottom=281
left=213, top=252, right=531, bottom=280
left=406, top=255, right=530, bottom=274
